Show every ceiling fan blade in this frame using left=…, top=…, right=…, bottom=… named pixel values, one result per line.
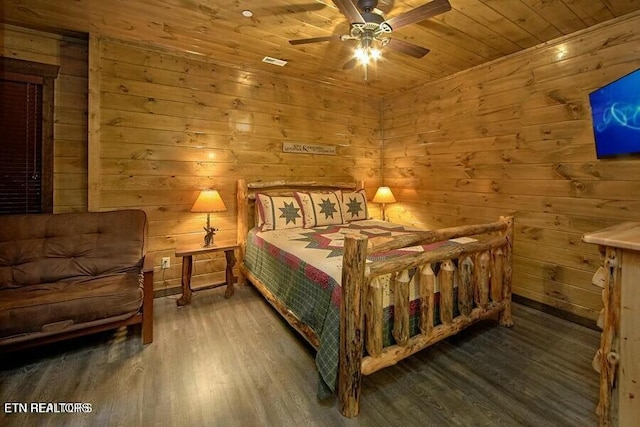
left=332, top=0, right=365, bottom=23
left=384, top=0, right=451, bottom=31
left=342, top=57, right=358, bottom=70
left=289, top=35, right=341, bottom=45
left=386, top=39, right=430, bottom=58
left=376, top=0, right=395, bottom=14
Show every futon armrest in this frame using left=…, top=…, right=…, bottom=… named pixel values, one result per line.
left=143, top=253, right=155, bottom=273
left=141, top=253, right=154, bottom=344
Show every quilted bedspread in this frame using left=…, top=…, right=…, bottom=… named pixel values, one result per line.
left=243, top=219, right=458, bottom=396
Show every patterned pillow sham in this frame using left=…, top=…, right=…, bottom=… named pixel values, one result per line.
left=255, top=193, right=303, bottom=231
left=341, top=189, right=368, bottom=222
left=295, top=191, right=345, bottom=228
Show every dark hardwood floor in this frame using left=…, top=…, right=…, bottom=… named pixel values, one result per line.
left=0, top=285, right=600, bottom=426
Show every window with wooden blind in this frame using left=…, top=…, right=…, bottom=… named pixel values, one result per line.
left=0, top=58, right=59, bottom=215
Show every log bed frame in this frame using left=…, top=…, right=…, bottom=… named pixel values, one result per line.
left=236, top=179, right=514, bottom=417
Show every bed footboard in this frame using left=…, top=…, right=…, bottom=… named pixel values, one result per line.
left=339, top=216, right=514, bottom=417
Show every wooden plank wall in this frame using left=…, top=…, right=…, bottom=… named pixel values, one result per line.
left=381, top=12, right=640, bottom=321
left=94, top=38, right=381, bottom=293
left=0, top=24, right=88, bottom=212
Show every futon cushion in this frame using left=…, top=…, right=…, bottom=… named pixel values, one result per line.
left=0, top=273, right=143, bottom=339
left=0, top=210, right=146, bottom=289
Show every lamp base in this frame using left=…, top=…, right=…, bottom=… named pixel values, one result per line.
left=202, top=213, right=217, bottom=247
left=203, top=227, right=216, bottom=247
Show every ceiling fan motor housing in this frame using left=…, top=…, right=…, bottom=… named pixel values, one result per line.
left=357, top=0, right=379, bottom=13
left=361, top=11, right=384, bottom=24
left=355, top=2, right=392, bottom=34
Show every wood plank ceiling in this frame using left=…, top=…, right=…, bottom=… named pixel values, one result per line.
left=3, top=0, right=640, bottom=96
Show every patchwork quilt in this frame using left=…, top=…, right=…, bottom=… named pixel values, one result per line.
left=243, top=219, right=459, bottom=396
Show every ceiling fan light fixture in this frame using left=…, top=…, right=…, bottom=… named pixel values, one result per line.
left=354, top=45, right=381, bottom=64
left=354, top=46, right=368, bottom=63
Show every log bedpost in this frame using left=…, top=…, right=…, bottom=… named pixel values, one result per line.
left=236, top=179, right=248, bottom=285
left=498, top=215, right=514, bottom=327
left=339, top=234, right=368, bottom=418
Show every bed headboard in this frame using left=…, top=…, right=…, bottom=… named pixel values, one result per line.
left=236, top=179, right=361, bottom=261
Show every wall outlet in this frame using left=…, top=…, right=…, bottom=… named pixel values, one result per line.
left=161, top=257, right=170, bottom=269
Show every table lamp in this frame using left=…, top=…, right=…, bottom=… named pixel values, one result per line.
left=372, top=186, right=396, bottom=221
left=191, top=190, right=227, bottom=247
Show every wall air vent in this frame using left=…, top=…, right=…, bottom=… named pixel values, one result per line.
left=262, top=56, right=288, bottom=67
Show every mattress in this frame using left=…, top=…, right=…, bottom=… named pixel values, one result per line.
left=243, top=219, right=459, bottom=395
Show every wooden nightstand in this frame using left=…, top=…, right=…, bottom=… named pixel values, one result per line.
left=174, top=240, right=239, bottom=306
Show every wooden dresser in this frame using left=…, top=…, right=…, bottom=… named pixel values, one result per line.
left=583, top=223, right=640, bottom=427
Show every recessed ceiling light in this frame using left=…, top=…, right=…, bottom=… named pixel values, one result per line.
left=242, top=10, right=253, bottom=17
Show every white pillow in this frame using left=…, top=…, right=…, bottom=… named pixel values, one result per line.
left=341, top=190, right=368, bottom=222
left=295, top=191, right=344, bottom=228
left=255, top=193, right=303, bottom=231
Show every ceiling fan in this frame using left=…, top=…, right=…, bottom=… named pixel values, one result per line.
left=288, top=0, right=452, bottom=79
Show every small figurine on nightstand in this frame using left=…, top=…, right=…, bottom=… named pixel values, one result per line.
left=203, top=225, right=218, bottom=247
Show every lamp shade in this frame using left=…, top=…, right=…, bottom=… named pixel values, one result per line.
left=372, top=186, right=396, bottom=204
left=190, top=190, right=227, bottom=213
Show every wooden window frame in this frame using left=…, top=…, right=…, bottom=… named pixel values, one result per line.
left=0, top=57, right=59, bottom=213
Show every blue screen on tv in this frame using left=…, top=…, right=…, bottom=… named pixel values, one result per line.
left=588, top=69, right=640, bottom=159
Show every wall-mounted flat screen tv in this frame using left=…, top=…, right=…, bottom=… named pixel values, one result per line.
left=588, top=69, right=640, bottom=159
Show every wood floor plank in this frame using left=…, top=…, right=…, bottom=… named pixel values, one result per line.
left=0, top=285, right=599, bottom=426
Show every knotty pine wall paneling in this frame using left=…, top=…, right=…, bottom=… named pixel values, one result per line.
left=94, top=38, right=381, bottom=293
left=0, top=24, right=88, bottom=212
left=381, top=12, right=640, bottom=321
